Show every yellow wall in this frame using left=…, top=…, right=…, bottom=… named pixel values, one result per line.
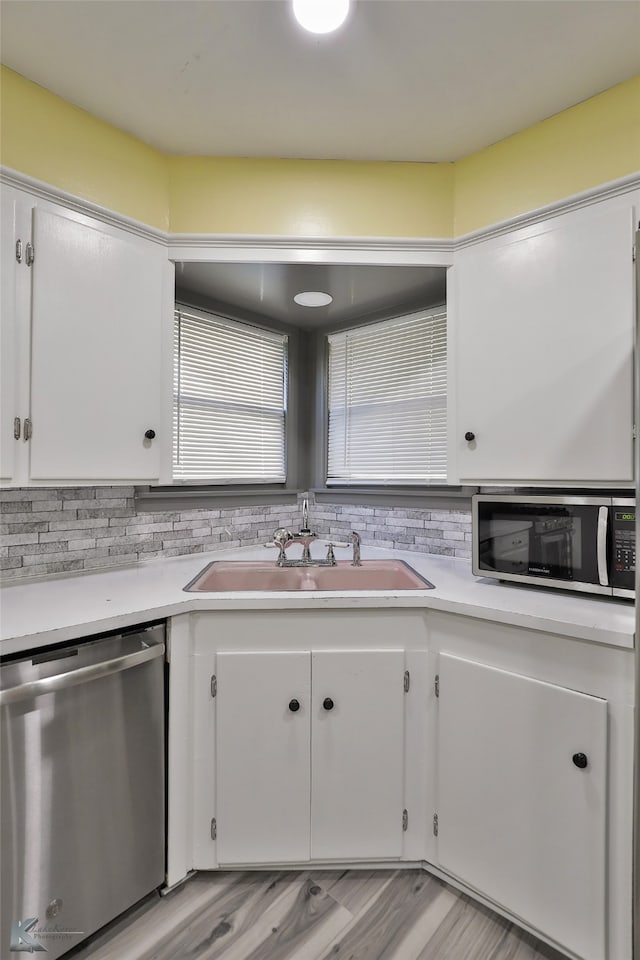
left=2, top=65, right=639, bottom=237
left=454, top=76, right=640, bottom=235
left=168, top=156, right=454, bottom=237
left=0, top=66, right=169, bottom=230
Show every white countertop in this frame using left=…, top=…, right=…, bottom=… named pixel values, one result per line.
left=0, top=544, right=634, bottom=656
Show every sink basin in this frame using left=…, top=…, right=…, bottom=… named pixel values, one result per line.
left=184, top=559, right=435, bottom=592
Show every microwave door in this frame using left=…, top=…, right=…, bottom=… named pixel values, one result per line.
left=475, top=498, right=606, bottom=590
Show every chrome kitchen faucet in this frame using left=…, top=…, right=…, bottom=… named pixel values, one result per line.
left=268, top=498, right=361, bottom=567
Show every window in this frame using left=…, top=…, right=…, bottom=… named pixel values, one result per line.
left=327, top=307, right=447, bottom=484
left=173, top=305, right=288, bottom=483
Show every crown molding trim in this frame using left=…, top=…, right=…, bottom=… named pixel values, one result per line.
left=0, top=167, right=168, bottom=245
left=455, top=171, right=640, bottom=248
left=3, top=165, right=639, bottom=255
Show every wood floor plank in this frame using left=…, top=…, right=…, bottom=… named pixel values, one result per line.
left=68, top=872, right=238, bottom=960
left=415, top=894, right=567, bottom=960
left=310, top=869, right=398, bottom=916
left=149, top=871, right=305, bottom=960
left=212, top=875, right=352, bottom=960
left=317, top=869, right=447, bottom=960
left=384, top=884, right=459, bottom=960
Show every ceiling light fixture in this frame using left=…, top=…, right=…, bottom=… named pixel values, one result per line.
left=292, top=0, right=350, bottom=34
left=294, top=291, right=333, bottom=307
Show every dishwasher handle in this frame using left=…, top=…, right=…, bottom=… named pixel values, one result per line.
left=0, top=642, right=165, bottom=706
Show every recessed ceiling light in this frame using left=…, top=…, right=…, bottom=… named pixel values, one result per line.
left=294, top=291, right=333, bottom=307
left=292, top=0, right=350, bottom=34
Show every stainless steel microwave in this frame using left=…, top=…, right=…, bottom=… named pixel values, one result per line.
left=472, top=495, right=636, bottom=599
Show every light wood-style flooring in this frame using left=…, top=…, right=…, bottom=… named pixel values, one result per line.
left=69, top=869, right=568, bottom=960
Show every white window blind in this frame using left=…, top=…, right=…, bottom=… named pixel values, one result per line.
left=173, top=306, right=287, bottom=482
left=327, top=308, right=447, bottom=484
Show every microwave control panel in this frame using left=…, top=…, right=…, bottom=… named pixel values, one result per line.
left=611, top=509, right=636, bottom=590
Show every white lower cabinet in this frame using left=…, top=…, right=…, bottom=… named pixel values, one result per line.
left=214, top=648, right=405, bottom=866
left=215, top=651, right=311, bottom=865
left=436, top=654, right=608, bottom=960
left=310, top=650, right=405, bottom=860
left=177, top=610, right=630, bottom=960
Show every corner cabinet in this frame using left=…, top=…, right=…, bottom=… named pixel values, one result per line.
left=449, top=196, right=638, bottom=485
left=1, top=184, right=170, bottom=485
left=436, top=654, right=607, bottom=960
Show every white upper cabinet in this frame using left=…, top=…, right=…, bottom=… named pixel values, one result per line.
left=1, top=188, right=168, bottom=485
left=450, top=199, right=636, bottom=485
left=0, top=186, right=21, bottom=481
left=29, top=207, right=166, bottom=481
left=0, top=186, right=31, bottom=483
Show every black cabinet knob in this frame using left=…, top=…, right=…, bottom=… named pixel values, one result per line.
left=323, top=697, right=334, bottom=711
left=464, top=431, right=475, bottom=442
left=144, top=429, right=156, bottom=440
left=572, top=752, right=588, bottom=769
left=288, top=699, right=300, bottom=713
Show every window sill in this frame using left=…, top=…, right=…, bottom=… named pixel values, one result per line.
left=135, top=485, right=301, bottom=512
left=312, top=485, right=478, bottom=509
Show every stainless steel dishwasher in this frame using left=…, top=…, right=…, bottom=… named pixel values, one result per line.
left=0, top=622, right=165, bottom=959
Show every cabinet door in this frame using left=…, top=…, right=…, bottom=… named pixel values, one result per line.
left=437, top=654, right=607, bottom=960
left=215, top=651, right=310, bottom=864
left=452, top=203, right=634, bottom=484
left=0, top=186, right=28, bottom=482
left=28, top=207, right=165, bottom=481
left=311, top=649, right=405, bottom=860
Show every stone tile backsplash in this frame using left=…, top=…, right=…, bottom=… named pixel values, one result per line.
left=0, top=487, right=303, bottom=582
left=309, top=497, right=472, bottom=561
left=0, top=487, right=471, bottom=582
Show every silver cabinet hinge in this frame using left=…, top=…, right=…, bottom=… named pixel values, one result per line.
left=13, top=417, right=21, bottom=440
left=633, top=244, right=636, bottom=263
left=433, top=813, right=439, bottom=837
left=25, top=241, right=34, bottom=266
left=434, top=674, right=439, bottom=698
left=15, top=239, right=22, bottom=263
left=633, top=424, right=637, bottom=440
left=23, top=418, right=32, bottom=441
left=402, top=809, right=408, bottom=832
left=403, top=670, right=410, bottom=693
left=210, top=675, right=217, bottom=698
left=210, top=818, right=217, bottom=841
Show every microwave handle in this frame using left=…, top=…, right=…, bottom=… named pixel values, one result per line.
left=597, top=506, right=609, bottom=587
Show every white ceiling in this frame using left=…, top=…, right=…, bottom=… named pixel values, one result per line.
left=1, top=0, right=639, bottom=162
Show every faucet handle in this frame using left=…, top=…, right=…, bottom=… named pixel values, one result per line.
left=350, top=530, right=362, bottom=566
left=269, top=528, right=294, bottom=565
left=273, top=528, right=294, bottom=545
